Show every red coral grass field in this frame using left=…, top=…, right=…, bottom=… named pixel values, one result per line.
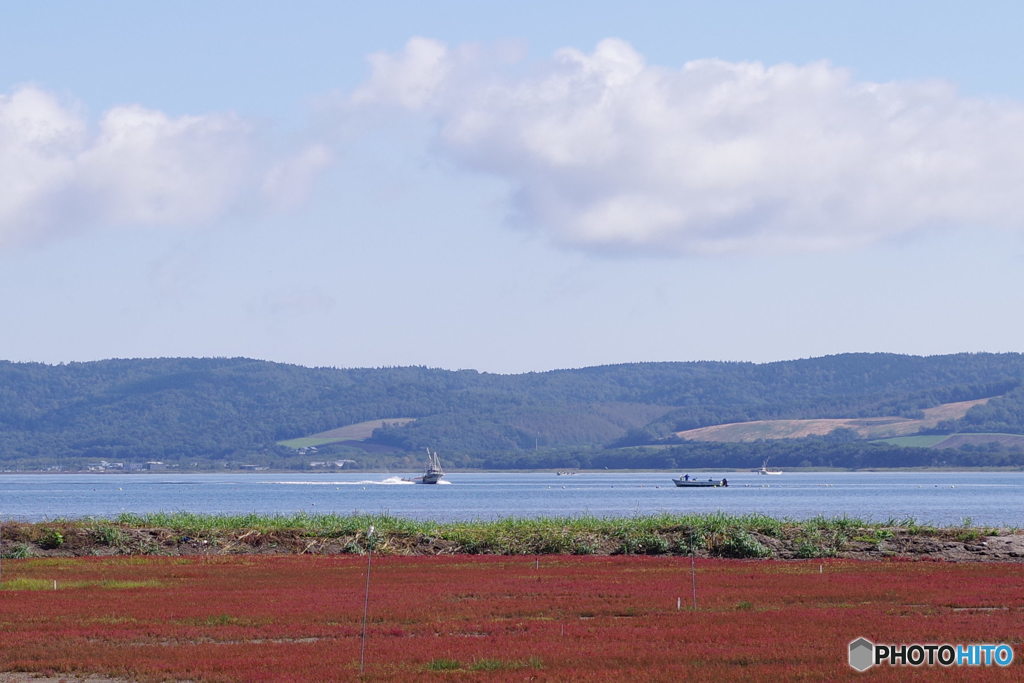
left=1, top=555, right=1022, bottom=681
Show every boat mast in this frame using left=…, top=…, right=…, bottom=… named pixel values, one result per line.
left=425, top=448, right=441, bottom=471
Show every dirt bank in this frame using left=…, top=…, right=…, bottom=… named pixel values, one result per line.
left=3, top=522, right=1024, bottom=562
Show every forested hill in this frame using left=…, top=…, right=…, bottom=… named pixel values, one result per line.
left=3, top=353, right=1024, bottom=470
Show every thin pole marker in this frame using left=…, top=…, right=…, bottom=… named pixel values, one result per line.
left=359, top=525, right=375, bottom=675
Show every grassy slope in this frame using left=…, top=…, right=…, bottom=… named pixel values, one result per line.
left=674, top=397, right=991, bottom=443
left=873, top=435, right=951, bottom=448
left=933, top=433, right=1024, bottom=449
left=277, top=418, right=417, bottom=448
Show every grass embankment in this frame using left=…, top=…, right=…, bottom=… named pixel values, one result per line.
left=2, top=512, right=1020, bottom=561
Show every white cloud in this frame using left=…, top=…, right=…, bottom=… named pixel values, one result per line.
left=0, top=86, right=331, bottom=247
left=351, top=37, right=451, bottom=110
left=352, top=38, right=1024, bottom=254
left=0, top=87, right=85, bottom=243
left=76, top=105, right=253, bottom=226
left=261, top=144, right=333, bottom=209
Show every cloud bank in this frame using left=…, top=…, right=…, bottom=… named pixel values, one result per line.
left=354, top=38, right=1024, bottom=254
left=0, top=86, right=325, bottom=246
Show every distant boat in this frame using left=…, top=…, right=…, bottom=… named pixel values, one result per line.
left=758, top=459, right=783, bottom=475
left=672, top=476, right=728, bottom=488
left=404, top=448, right=445, bottom=484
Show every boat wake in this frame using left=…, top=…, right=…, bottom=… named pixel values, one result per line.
left=272, top=477, right=415, bottom=486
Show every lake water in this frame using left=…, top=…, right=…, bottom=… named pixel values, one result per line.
left=2, top=471, right=1022, bottom=527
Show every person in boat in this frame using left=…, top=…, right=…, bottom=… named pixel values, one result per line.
left=721, top=478, right=728, bottom=487
left=683, top=474, right=690, bottom=481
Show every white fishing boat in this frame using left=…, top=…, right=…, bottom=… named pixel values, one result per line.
left=404, top=448, right=445, bottom=484
left=758, top=459, right=783, bottom=475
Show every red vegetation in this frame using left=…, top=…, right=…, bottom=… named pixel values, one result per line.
left=1, top=555, right=1022, bottom=681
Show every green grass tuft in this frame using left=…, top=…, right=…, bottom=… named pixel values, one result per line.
left=1, top=577, right=53, bottom=591
left=469, top=657, right=543, bottom=671
left=425, top=658, right=462, bottom=671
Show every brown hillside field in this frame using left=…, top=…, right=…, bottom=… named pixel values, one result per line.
left=311, top=418, right=416, bottom=441
left=674, top=398, right=990, bottom=443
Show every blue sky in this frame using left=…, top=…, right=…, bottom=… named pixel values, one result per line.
left=2, top=1, right=1023, bottom=373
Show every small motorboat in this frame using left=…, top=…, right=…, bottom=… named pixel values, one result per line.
left=672, top=476, right=728, bottom=487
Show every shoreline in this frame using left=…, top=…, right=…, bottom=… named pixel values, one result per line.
left=3, top=513, right=1023, bottom=563
left=4, top=465, right=1024, bottom=475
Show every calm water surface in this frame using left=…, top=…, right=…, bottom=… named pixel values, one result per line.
left=2, top=471, right=1022, bottom=526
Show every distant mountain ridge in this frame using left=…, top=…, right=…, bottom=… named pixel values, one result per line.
left=2, top=353, right=1024, bottom=469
